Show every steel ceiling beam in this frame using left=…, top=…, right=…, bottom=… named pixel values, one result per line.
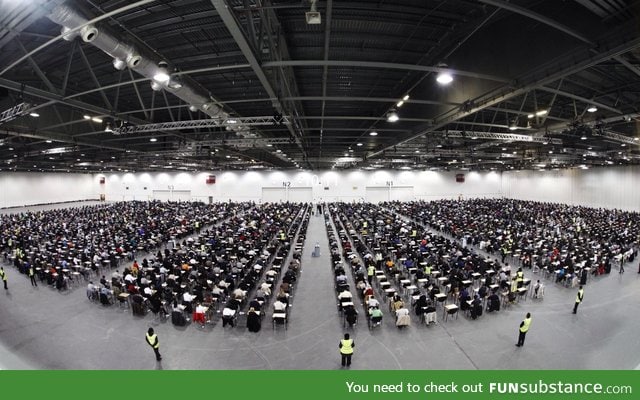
left=444, top=130, right=563, bottom=144
left=477, top=0, right=594, bottom=45
left=211, top=0, right=305, bottom=157
left=1, top=127, right=139, bottom=153
left=318, top=0, right=333, bottom=165
left=263, top=60, right=510, bottom=83
left=367, top=33, right=640, bottom=159
left=111, top=116, right=290, bottom=135
left=592, top=129, right=640, bottom=145
left=537, top=86, right=622, bottom=114
left=195, top=137, right=295, bottom=148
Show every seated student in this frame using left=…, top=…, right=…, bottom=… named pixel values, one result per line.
left=222, top=299, right=240, bottom=327
left=273, top=298, right=287, bottom=312
left=99, top=286, right=112, bottom=305
left=487, top=291, right=500, bottom=312
left=390, top=295, right=404, bottom=312
left=369, top=305, right=383, bottom=326
left=338, top=289, right=353, bottom=302
left=149, top=291, right=165, bottom=317
left=276, top=288, right=290, bottom=304
left=259, top=282, right=271, bottom=297
left=249, top=297, right=263, bottom=311
left=344, top=305, right=358, bottom=327
left=246, top=307, right=261, bottom=332
left=183, top=291, right=195, bottom=313
left=478, top=284, right=489, bottom=299
left=429, top=285, right=440, bottom=301
left=459, top=288, right=471, bottom=310
left=470, top=295, right=483, bottom=320
left=414, top=295, right=429, bottom=316
left=232, top=288, right=246, bottom=302
left=193, top=302, right=207, bottom=324
left=366, top=296, right=380, bottom=310
left=395, top=306, right=411, bottom=328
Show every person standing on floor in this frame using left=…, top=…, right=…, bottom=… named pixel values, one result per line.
left=145, top=327, right=162, bottom=361
left=0, top=266, right=7, bottom=290
left=515, top=312, right=531, bottom=347
left=28, top=265, right=37, bottom=287
left=339, top=333, right=354, bottom=367
left=573, top=286, right=584, bottom=314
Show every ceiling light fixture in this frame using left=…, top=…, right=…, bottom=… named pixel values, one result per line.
left=104, top=123, right=113, bottom=132
left=29, top=112, right=39, bottom=117
left=402, top=94, right=409, bottom=101
left=149, top=138, right=157, bottom=142
left=587, top=105, right=598, bottom=113
left=369, top=131, right=378, bottom=136
left=91, top=117, right=102, bottom=123
left=436, top=63, right=453, bottom=85
left=386, top=110, right=399, bottom=122
left=305, top=0, right=321, bottom=24
left=356, top=143, right=363, bottom=146
left=527, top=114, right=534, bottom=119
left=535, top=109, right=548, bottom=116
left=396, top=100, right=404, bottom=107
left=83, top=115, right=91, bottom=120
left=112, top=58, right=126, bottom=70
left=508, top=120, right=518, bottom=131
left=153, top=62, right=170, bottom=83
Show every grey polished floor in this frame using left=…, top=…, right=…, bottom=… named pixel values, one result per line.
left=0, top=203, right=639, bottom=370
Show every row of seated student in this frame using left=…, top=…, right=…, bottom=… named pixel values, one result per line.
left=336, top=205, right=416, bottom=328
left=193, top=205, right=306, bottom=328
left=330, top=202, right=540, bottom=324
left=329, top=210, right=377, bottom=329
left=1, top=201, right=244, bottom=288
left=89, top=203, right=306, bottom=325
left=384, top=199, right=639, bottom=282
left=331, top=206, right=418, bottom=329
left=222, top=206, right=308, bottom=329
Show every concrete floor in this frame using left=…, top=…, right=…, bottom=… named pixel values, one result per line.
left=0, top=202, right=639, bottom=370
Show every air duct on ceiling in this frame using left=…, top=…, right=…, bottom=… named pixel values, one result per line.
left=47, top=3, right=229, bottom=122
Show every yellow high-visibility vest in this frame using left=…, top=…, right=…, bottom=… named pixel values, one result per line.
left=520, top=317, right=531, bottom=333
left=340, top=339, right=354, bottom=354
left=576, top=289, right=584, bottom=303
left=146, top=333, right=159, bottom=349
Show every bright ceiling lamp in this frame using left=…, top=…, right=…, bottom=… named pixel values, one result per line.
left=436, top=72, right=453, bottom=85
left=386, top=109, right=399, bottom=122
left=435, top=63, right=453, bottom=85
left=402, top=94, right=409, bottom=101
left=112, top=58, right=126, bottom=70
left=508, top=119, right=518, bottom=130
left=369, top=131, right=378, bottom=136
left=587, top=105, right=598, bottom=113
left=535, top=109, right=548, bottom=116
left=153, top=62, right=170, bottom=83
left=29, top=112, right=39, bottom=117
left=396, top=100, right=404, bottom=107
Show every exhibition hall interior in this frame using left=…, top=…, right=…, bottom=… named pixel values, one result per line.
left=0, top=0, right=639, bottom=370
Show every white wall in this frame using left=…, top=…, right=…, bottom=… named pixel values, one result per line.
left=0, top=172, right=95, bottom=208
left=92, top=170, right=503, bottom=204
left=502, top=165, right=640, bottom=212
left=3, top=166, right=636, bottom=211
